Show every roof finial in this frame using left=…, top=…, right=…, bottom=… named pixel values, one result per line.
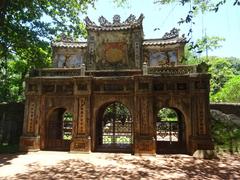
left=98, top=16, right=111, bottom=26
left=113, top=15, right=121, bottom=24
left=162, top=28, right=180, bottom=39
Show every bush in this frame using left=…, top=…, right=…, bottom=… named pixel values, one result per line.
left=211, top=110, right=240, bottom=154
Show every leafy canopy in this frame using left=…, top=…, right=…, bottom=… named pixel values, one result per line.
left=0, top=0, right=96, bottom=103
left=212, top=76, right=240, bottom=103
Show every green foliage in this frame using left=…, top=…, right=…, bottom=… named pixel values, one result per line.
left=155, top=0, right=216, bottom=13
left=207, top=57, right=235, bottom=96
left=211, top=110, right=240, bottom=154
left=155, top=0, right=240, bottom=14
left=194, top=36, right=225, bottom=55
left=185, top=55, right=236, bottom=98
left=183, top=35, right=240, bottom=103
left=227, top=57, right=240, bottom=75
left=0, top=0, right=95, bottom=103
left=103, top=102, right=131, bottom=124
left=157, top=108, right=177, bottom=121
left=63, top=112, right=73, bottom=121
left=212, top=76, right=240, bottom=102
left=113, top=0, right=129, bottom=7
left=182, top=36, right=225, bottom=64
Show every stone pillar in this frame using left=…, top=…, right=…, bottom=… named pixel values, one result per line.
left=133, top=76, right=156, bottom=155
left=189, top=74, right=214, bottom=156
left=71, top=77, right=92, bottom=153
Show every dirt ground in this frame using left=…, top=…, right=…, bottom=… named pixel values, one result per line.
left=0, top=151, right=239, bottom=180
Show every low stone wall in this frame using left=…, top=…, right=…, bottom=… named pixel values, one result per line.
left=210, top=103, right=240, bottom=117
left=0, top=103, right=24, bottom=144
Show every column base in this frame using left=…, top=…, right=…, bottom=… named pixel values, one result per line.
left=134, top=136, right=156, bottom=155
left=190, top=135, right=214, bottom=155
left=70, top=136, right=91, bottom=153
left=193, top=149, right=217, bottom=159
left=19, top=136, right=40, bottom=152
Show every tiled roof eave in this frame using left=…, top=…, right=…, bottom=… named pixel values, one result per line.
left=142, top=38, right=187, bottom=46
left=52, top=42, right=87, bottom=48
left=86, top=24, right=141, bottom=31
left=142, top=42, right=186, bottom=46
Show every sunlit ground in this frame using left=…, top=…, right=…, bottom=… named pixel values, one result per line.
left=0, top=151, right=239, bottom=179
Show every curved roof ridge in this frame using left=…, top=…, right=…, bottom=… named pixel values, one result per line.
left=84, top=14, right=144, bottom=31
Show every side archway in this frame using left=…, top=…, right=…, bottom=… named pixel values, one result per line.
left=155, top=107, right=186, bottom=154
left=44, top=107, right=73, bottom=151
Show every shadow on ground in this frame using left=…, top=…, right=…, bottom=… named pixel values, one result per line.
left=0, top=153, right=24, bottom=168
left=7, top=154, right=240, bottom=179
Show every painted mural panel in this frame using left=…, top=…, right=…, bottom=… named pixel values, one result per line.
left=149, top=52, right=168, bottom=66
left=149, top=51, right=178, bottom=66
left=56, top=54, right=83, bottom=68
left=57, top=55, right=65, bottom=68
left=168, top=51, right=177, bottom=63
left=66, top=55, right=83, bottom=68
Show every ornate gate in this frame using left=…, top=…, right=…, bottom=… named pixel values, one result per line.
left=45, top=108, right=73, bottom=151
left=96, top=102, right=132, bottom=152
left=156, top=108, right=186, bottom=154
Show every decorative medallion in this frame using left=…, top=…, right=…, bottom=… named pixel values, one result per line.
left=104, top=42, right=127, bottom=63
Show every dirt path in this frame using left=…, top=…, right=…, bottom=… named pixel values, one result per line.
left=0, top=151, right=239, bottom=179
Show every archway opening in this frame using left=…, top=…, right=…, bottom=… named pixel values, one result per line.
left=45, top=108, right=73, bottom=151
left=156, top=107, right=186, bottom=154
left=96, top=102, right=132, bottom=152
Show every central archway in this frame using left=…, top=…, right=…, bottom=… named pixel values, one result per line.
left=96, top=102, right=132, bottom=153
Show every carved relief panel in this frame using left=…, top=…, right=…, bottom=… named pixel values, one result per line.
left=133, top=30, right=142, bottom=68
left=77, top=97, right=88, bottom=135
left=25, top=96, right=41, bottom=135
left=197, top=98, right=206, bottom=135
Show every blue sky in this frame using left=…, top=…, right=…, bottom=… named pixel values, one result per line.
left=85, top=0, right=240, bottom=58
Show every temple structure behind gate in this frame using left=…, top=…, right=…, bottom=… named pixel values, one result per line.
left=20, top=14, right=214, bottom=155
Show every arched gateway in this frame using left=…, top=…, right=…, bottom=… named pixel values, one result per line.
left=44, top=108, right=73, bottom=150
left=156, top=108, right=186, bottom=154
left=96, top=102, right=132, bottom=152
left=20, top=14, right=214, bottom=155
